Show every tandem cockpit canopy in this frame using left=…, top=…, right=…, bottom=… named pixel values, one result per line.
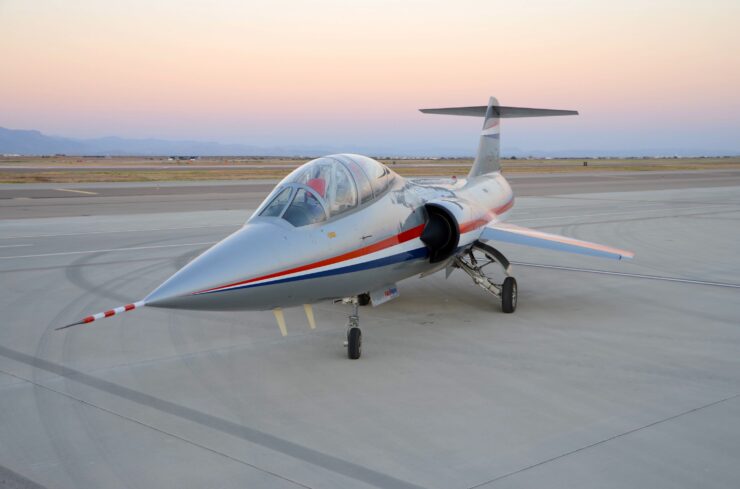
left=254, top=154, right=395, bottom=227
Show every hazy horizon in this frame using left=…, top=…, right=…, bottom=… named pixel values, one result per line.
left=1, top=0, right=738, bottom=155
left=2, top=125, right=738, bottom=158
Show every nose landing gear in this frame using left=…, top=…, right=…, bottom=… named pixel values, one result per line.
left=340, top=297, right=362, bottom=359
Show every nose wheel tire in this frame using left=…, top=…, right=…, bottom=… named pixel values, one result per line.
left=501, top=276, right=517, bottom=313
left=347, top=327, right=362, bottom=359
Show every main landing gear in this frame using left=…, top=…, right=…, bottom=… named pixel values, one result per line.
left=340, top=297, right=362, bottom=359
left=455, top=241, right=517, bottom=313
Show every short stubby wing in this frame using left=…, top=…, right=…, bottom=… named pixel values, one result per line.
left=480, top=223, right=634, bottom=260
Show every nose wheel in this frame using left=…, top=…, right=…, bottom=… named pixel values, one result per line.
left=340, top=298, right=363, bottom=359
left=347, top=325, right=362, bottom=359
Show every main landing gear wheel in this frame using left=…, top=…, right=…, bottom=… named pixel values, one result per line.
left=501, top=276, right=517, bottom=313
left=347, top=327, right=362, bottom=359
left=455, top=241, right=518, bottom=313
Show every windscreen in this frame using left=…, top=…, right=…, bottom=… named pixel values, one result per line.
left=258, top=187, right=293, bottom=217
left=283, top=188, right=327, bottom=226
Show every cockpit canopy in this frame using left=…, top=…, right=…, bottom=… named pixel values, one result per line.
left=254, top=154, right=395, bottom=227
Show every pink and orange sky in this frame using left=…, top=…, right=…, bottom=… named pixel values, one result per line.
left=1, top=0, right=739, bottom=155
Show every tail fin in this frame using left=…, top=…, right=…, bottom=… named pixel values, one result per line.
left=470, top=96, right=502, bottom=177
left=420, top=97, right=578, bottom=178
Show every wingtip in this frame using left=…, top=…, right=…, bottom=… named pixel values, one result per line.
left=619, top=249, right=636, bottom=260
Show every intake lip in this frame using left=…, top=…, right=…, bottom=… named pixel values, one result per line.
left=420, top=203, right=460, bottom=263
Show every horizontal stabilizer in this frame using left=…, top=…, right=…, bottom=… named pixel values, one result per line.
left=480, top=223, right=634, bottom=260
left=420, top=105, right=578, bottom=118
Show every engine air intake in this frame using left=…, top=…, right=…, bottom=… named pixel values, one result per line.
left=421, top=204, right=460, bottom=263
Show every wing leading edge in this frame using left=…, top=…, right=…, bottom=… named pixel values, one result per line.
left=480, top=223, right=634, bottom=260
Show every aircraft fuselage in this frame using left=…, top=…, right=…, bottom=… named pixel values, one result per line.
left=143, top=167, right=514, bottom=311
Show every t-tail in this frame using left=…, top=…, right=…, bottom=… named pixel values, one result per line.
left=420, top=97, right=578, bottom=178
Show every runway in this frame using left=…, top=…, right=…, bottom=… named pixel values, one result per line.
left=3, top=169, right=740, bottom=219
left=1, top=171, right=739, bottom=488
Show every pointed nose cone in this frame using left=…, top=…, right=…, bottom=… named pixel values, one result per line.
left=145, top=221, right=287, bottom=310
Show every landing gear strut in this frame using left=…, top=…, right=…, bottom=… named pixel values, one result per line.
left=455, top=241, right=517, bottom=313
left=340, top=298, right=362, bottom=359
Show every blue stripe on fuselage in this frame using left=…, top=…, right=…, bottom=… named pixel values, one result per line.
left=198, top=247, right=430, bottom=294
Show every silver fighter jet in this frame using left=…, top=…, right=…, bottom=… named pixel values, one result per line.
left=59, top=97, right=633, bottom=359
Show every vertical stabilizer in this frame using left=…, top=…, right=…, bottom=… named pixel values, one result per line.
left=468, top=97, right=501, bottom=178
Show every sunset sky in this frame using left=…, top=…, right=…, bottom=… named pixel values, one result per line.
left=1, top=0, right=739, bottom=155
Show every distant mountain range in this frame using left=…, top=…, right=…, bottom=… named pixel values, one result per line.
left=0, top=127, right=334, bottom=157
left=1, top=126, right=737, bottom=158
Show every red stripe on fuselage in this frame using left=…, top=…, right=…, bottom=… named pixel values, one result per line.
left=195, top=223, right=427, bottom=294
left=458, top=198, right=514, bottom=234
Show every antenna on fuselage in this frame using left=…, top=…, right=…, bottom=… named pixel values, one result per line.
left=271, top=304, right=317, bottom=336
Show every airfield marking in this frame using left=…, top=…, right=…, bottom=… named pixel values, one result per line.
left=468, top=392, right=740, bottom=488
left=0, top=364, right=314, bottom=489
left=0, top=224, right=239, bottom=240
left=0, top=244, right=32, bottom=248
left=513, top=203, right=735, bottom=223
left=511, top=261, right=740, bottom=289
left=0, top=346, right=427, bottom=489
left=0, top=463, right=48, bottom=489
left=54, top=188, right=99, bottom=195
left=0, top=241, right=217, bottom=260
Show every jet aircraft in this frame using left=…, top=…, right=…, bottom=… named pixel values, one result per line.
left=59, top=97, right=634, bottom=359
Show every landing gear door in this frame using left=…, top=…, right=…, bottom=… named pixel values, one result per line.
left=369, top=284, right=399, bottom=307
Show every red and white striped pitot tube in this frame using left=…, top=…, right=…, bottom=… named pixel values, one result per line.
left=56, top=300, right=147, bottom=330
